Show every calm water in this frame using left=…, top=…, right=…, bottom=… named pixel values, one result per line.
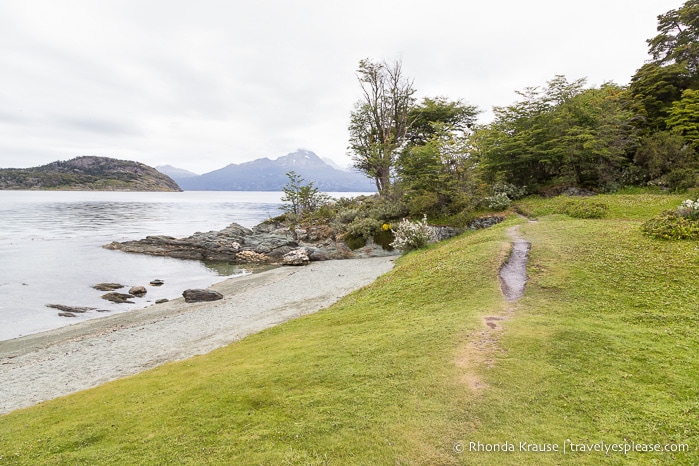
left=0, top=191, right=287, bottom=341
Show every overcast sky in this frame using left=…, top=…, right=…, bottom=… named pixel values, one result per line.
left=0, top=0, right=684, bottom=173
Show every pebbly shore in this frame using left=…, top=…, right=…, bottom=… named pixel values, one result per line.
left=0, top=257, right=395, bottom=415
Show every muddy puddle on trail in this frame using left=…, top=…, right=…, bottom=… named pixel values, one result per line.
left=499, top=226, right=530, bottom=301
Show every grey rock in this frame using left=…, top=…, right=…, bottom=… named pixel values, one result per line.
left=563, top=187, right=597, bottom=197
left=58, top=312, right=76, bottom=317
left=46, top=304, right=95, bottom=313
left=467, top=216, right=505, bottom=230
left=129, top=286, right=147, bottom=297
left=155, top=298, right=169, bottom=304
left=149, top=279, right=165, bottom=286
left=182, top=289, right=223, bottom=303
left=92, top=283, right=125, bottom=291
left=101, top=292, right=135, bottom=304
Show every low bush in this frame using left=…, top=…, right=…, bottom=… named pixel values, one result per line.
left=667, top=168, right=698, bottom=192
left=492, top=181, right=527, bottom=200
left=483, top=192, right=512, bottom=211
left=557, top=199, right=609, bottom=219
left=642, top=198, right=699, bottom=239
left=641, top=211, right=699, bottom=240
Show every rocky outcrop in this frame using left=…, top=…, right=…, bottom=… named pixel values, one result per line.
left=104, top=221, right=357, bottom=264
left=183, top=289, right=223, bottom=303
left=104, top=215, right=505, bottom=265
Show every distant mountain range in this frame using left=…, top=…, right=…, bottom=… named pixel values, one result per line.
left=158, top=150, right=375, bottom=192
left=0, top=156, right=181, bottom=191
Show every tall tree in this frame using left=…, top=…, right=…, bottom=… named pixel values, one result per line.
left=405, top=96, right=479, bottom=146
left=647, top=0, right=699, bottom=74
left=348, top=59, right=416, bottom=194
left=631, top=1, right=699, bottom=132
left=477, top=77, right=637, bottom=189
left=397, top=97, right=480, bottom=215
left=667, top=88, right=699, bottom=146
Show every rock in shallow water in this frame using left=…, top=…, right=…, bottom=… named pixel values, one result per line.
left=92, top=283, right=125, bottom=291
left=129, top=286, right=147, bottom=297
left=182, top=289, right=223, bottom=303
left=46, top=304, right=95, bottom=313
left=101, top=292, right=135, bottom=304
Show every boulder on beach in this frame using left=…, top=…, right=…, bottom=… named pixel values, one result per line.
left=182, top=289, right=223, bottom=303
left=101, top=292, right=135, bottom=304
left=129, top=286, right=147, bottom=297
left=92, top=283, right=125, bottom=291
left=150, top=279, right=165, bottom=286
left=282, top=248, right=310, bottom=266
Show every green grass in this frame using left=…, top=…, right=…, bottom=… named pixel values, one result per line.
left=1, top=193, right=698, bottom=464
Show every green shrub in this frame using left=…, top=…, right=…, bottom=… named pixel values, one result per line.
left=373, top=227, right=395, bottom=251
left=345, top=217, right=382, bottom=240
left=667, top=168, right=698, bottom=192
left=336, top=208, right=364, bottom=225
left=367, top=198, right=409, bottom=222
left=492, top=181, right=527, bottom=200
left=641, top=211, right=699, bottom=240
left=484, top=192, right=512, bottom=211
left=343, top=234, right=367, bottom=250
left=407, top=192, right=439, bottom=217
left=557, top=199, right=609, bottom=219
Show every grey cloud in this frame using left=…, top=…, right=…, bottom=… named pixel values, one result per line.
left=54, top=116, right=143, bottom=136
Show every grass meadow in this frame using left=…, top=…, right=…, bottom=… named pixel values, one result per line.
left=1, top=192, right=697, bottom=465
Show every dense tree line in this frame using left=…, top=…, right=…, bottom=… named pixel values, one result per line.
left=347, top=1, right=699, bottom=217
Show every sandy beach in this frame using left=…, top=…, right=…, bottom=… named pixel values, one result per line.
left=0, top=256, right=395, bottom=415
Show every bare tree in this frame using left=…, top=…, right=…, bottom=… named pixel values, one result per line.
left=348, top=58, right=416, bottom=194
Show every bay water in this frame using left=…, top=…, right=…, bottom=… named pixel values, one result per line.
left=0, top=191, right=291, bottom=341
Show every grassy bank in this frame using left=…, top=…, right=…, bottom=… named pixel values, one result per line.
left=1, top=193, right=698, bottom=464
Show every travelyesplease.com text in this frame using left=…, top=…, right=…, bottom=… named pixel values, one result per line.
left=454, top=440, right=690, bottom=456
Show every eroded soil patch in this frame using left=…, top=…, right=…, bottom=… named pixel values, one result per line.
left=456, top=225, right=531, bottom=391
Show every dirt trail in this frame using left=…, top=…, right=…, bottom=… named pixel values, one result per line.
left=456, top=224, right=531, bottom=391
left=499, top=226, right=531, bottom=301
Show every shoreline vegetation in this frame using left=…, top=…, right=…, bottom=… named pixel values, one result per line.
left=1, top=192, right=698, bottom=464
